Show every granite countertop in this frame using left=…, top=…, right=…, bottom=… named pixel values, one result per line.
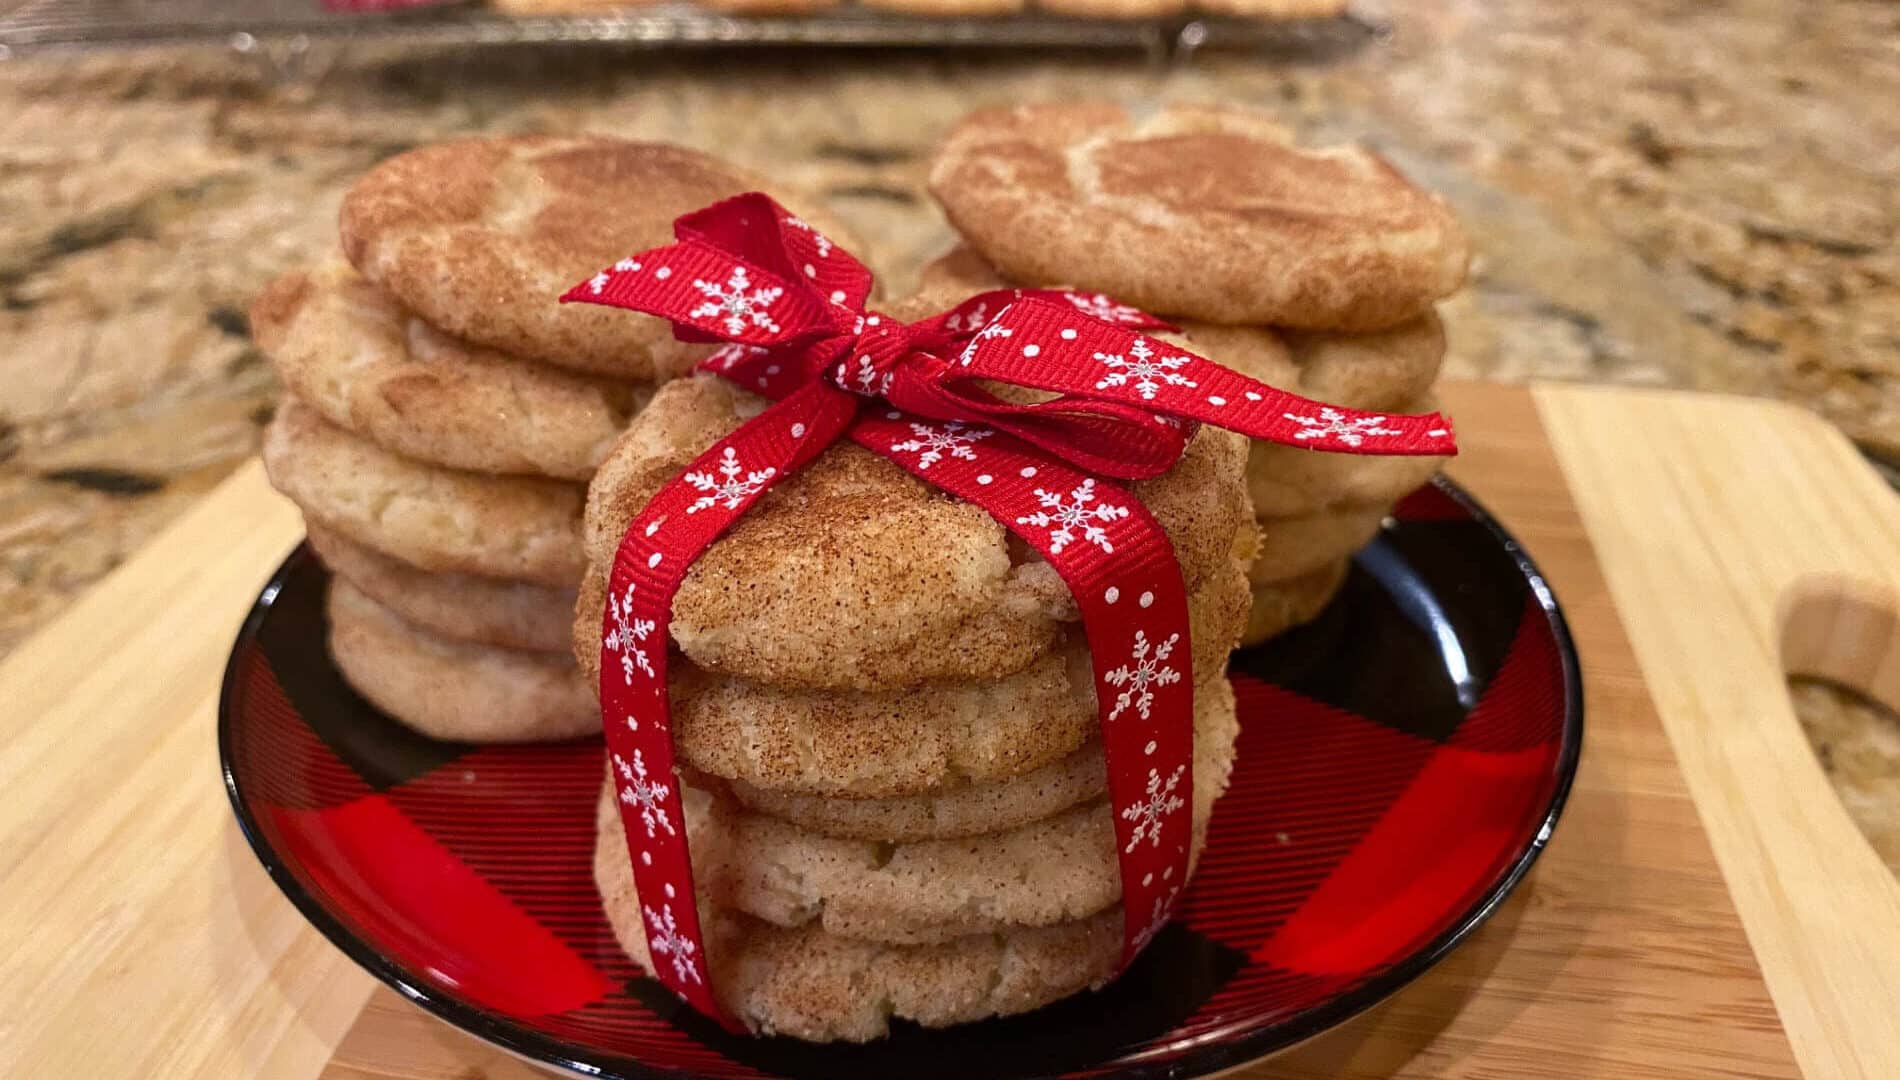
left=2, top=0, right=1896, bottom=865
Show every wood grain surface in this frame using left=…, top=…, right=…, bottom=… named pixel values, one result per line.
left=1537, top=384, right=1900, bottom=1077
left=0, top=460, right=375, bottom=1080
left=6, top=381, right=1887, bottom=1080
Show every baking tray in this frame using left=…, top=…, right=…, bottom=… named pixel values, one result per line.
left=0, top=0, right=1380, bottom=56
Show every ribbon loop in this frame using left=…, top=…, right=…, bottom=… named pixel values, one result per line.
left=674, top=192, right=876, bottom=320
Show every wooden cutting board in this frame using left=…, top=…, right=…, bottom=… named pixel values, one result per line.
left=5, top=381, right=1899, bottom=1079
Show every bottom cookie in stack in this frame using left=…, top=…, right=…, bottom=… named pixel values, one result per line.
left=594, top=678, right=1239, bottom=1043
left=1241, top=559, right=1352, bottom=647
left=327, top=580, right=596, bottom=742
left=309, top=526, right=575, bottom=654
left=261, top=400, right=597, bottom=742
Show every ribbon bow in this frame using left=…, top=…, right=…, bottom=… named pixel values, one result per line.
left=563, top=193, right=1455, bottom=1029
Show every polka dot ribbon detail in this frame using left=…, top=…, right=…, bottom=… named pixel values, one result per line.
left=561, top=193, right=1457, bottom=1028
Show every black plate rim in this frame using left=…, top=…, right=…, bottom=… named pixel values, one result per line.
left=219, top=473, right=1585, bottom=1080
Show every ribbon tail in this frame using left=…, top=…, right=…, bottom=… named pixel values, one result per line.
left=848, top=413, right=1197, bottom=972
left=917, top=287, right=1176, bottom=350
left=597, top=380, right=857, bottom=1028
left=954, top=297, right=1459, bottom=458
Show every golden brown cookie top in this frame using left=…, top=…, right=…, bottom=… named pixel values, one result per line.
left=339, top=136, right=849, bottom=379
left=927, top=104, right=1469, bottom=330
left=582, top=372, right=1250, bottom=692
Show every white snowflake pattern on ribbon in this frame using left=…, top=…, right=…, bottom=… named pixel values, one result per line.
left=956, top=319, right=1015, bottom=366
left=1283, top=406, right=1404, bottom=448
left=587, top=257, right=643, bottom=295
left=604, top=581, right=656, bottom=685
left=1066, top=292, right=1145, bottom=325
left=684, top=446, right=776, bottom=514
left=643, top=904, right=702, bottom=986
left=1015, top=478, right=1129, bottom=554
left=614, top=749, right=675, bottom=839
left=785, top=216, right=833, bottom=257
left=1093, top=338, right=1197, bottom=401
left=1131, top=885, right=1181, bottom=953
left=624, top=710, right=667, bottom=735
left=889, top=420, right=992, bottom=470
left=846, top=353, right=892, bottom=398
left=1103, top=629, right=1183, bottom=722
left=1121, top=765, right=1186, bottom=853
left=943, top=301, right=988, bottom=335
left=691, top=266, right=783, bottom=337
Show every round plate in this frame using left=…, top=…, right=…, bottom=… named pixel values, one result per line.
left=221, top=477, right=1581, bottom=1079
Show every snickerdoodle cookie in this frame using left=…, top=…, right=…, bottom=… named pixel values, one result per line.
left=340, top=136, right=852, bottom=378
left=582, top=373, right=1251, bottom=692
left=253, top=264, right=650, bottom=481
left=691, top=677, right=1234, bottom=945
left=916, top=245, right=1445, bottom=410
left=1248, top=505, right=1387, bottom=586
left=580, top=556, right=1248, bottom=801
left=308, top=525, right=576, bottom=654
left=593, top=676, right=1234, bottom=1038
left=1241, top=559, right=1348, bottom=646
left=1180, top=315, right=1445, bottom=413
left=928, top=104, right=1468, bottom=329
left=263, top=400, right=585, bottom=587
left=596, top=799, right=1124, bottom=1042
left=1245, top=397, right=1449, bottom=517
left=327, top=580, right=595, bottom=742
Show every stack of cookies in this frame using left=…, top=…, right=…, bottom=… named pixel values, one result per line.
left=580, top=359, right=1257, bottom=1040
left=256, top=135, right=844, bottom=743
left=927, top=103, right=1470, bottom=644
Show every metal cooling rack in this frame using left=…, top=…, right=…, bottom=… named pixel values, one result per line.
left=0, top=0, right=1381, bottom=57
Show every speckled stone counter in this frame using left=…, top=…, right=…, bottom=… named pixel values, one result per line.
left=3, top=0, right=1897, bottom=863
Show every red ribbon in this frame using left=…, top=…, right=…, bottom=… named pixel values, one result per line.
left=563, top=193, right=1455, bottom=1028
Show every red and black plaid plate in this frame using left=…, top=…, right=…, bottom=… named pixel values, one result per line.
left=220, top=477, right=1581, bottom=1079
